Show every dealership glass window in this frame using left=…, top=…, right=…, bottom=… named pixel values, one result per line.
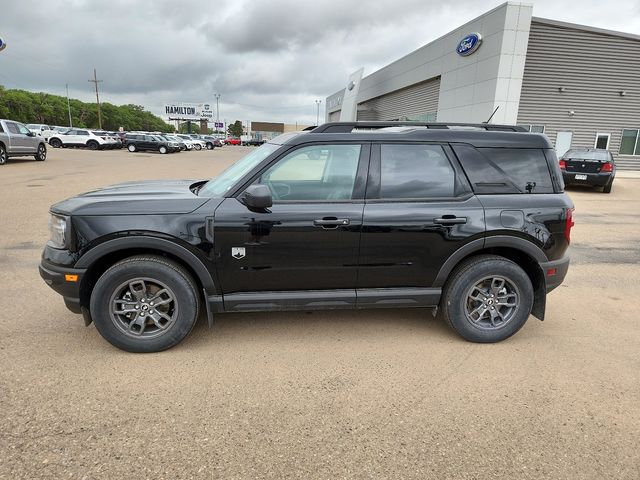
left=620, top=129, right=640, bottom=155
left=594, top=133, right=610, bottom=150
left=518, top=124, right=545, bottom=133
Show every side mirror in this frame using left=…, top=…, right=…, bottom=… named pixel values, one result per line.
left=240, top=184, right=272, bottom=210
left=27, top=131, right=35, bottom=137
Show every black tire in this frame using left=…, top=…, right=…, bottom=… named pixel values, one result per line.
left=90, top=255, right=200, bottom=353
left=0, top=144, right=7, bottom=165
left=442, top=255, right=533, bottom=343
left=195, top=144, right=202, bottom=151
left=87, top=140, right=99, bottom=150
left=159, top=145, right=168, bottom=154
left=34, top=143, right=47, bottom=161
left=206, top=142, right=214, bottom=150
left=127, top=144, right=137, bottom=152
left=602, top=181, right=613, bottom=194
left=49, top=138, right=62, bottom=148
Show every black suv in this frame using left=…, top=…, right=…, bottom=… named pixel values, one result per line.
left=40, top=122, right=573, bottom=352
left=124, top=133, right=179, bottom=154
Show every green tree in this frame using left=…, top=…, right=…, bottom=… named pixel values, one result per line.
left=228, top=120, right=243, bottom=137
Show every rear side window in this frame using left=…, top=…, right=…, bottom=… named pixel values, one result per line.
left=6, top=122, right=20, bottom=134
left=379, top=144, right=457, bottom=198
left=453, top=145, right=554, bottom=194
left=0, top=122, right=3, bottom=133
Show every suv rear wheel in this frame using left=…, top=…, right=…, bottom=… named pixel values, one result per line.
left=442, top=255, right=533, bottom=343
left=159, top=145, right=168, bottom=154
left=90, top=255, right=200, bottom=352
left=49, top=138, right=62, bottom=148
left=87, top=140, right=99, bottom=150
left=127, top=144, right=136, bottom=152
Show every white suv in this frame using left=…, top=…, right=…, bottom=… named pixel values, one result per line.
left=26, top=124, right=56, bottom=141
left=48, top=129, right=114, bottom=150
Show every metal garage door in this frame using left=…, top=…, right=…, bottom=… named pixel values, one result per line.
left=356, top=77, right=441, bottom=121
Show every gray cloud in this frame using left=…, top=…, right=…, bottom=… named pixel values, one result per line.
left=1, top=0, right=639, bottom=126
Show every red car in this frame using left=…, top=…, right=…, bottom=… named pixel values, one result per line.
left=225, top=137, right=241, bottom=145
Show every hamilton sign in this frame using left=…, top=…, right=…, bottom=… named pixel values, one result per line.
left=164, top=103, right=213, bottom=120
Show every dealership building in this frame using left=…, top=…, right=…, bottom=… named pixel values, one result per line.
left=326, top=2, right=640, bottom=170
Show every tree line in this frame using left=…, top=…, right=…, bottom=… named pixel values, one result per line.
left=0, top=85, right=173, bottom=132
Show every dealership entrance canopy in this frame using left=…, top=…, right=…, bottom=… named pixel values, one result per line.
left=326, top=2, right=640, bottom=170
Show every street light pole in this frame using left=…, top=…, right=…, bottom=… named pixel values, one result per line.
left=315, top=100, right=322, bottom=126
left=214, top=93, right=221, bottom=132
left=65, top=83, right=73, bottom=128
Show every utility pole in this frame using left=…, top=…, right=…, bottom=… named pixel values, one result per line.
left=315, top=99, right=322, bottom=126
left=214, top=93, right=221, bottom=132
left=65, top=83, right=73, bottom=127
left=88, top=68, right=103, bottom=129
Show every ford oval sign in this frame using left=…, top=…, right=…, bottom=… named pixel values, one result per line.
left=0, top=38, right=6, bottom=52
left=456, top=33, right=482, bottom=56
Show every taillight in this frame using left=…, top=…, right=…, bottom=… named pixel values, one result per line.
left=564, top=207, right=575, bottom=244
left=601, top=162, right=613, bottom=172
left=559, top=159, right=566, bottom=170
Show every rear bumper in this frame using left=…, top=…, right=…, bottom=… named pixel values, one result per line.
left=562, top=171, right=613, bottom=187
left=39, top=259, right=86, bottom=314
left=540, top=255, right=570, bottom=292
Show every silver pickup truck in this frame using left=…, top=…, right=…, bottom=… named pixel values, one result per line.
left=0, top=118, right=48, bottom=165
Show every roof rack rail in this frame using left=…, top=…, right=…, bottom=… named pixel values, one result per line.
left=311, top=121, right=527, bottom=133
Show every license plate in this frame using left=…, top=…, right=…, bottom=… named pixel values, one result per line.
left=575, top=174, right=587, bottom=180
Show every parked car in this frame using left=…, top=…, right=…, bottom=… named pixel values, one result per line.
left=124, top=133, right=179, bottom=154
left=177, top=134, right=204, bottom=150
left=26, top=123, right=56, bottom=141
left=0, top=118, right=48, bottom=165
left=226, top=137, right=241, bottom=145
left=39, top=121, right=573, bottom=352
left=91, top=131, right=121, bottom=149
left=174, top=134, right=198, bottom=150
left=49, top=129, right=115, bottom=150
left=202, top=135, right=222, bottom=150
left=559, top=148, right=616, bottom=193
left=159, top=134, right=187, bottom=151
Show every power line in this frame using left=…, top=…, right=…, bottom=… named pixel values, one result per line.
left=88, top=68, right=103, bottom=129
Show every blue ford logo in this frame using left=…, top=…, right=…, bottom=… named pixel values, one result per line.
left=0, top=38, right=6, bottom=52
left=456, top=33, right=482, bottom=56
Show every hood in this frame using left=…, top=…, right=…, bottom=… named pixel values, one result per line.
left=51, top=179, right=210, bottom=216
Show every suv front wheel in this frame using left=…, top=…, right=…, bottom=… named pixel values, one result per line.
left=442, top=255, right=533, bottom=343
left=90, top=255, right=200, bottom=352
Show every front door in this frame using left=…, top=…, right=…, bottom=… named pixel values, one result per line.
left=213, top=143, right=369, bottom=307
left=555, top=131, right=573, bottom=157
left=5, top=122, right=36, bottom=153
left=357, top=143, right=485, bottom=304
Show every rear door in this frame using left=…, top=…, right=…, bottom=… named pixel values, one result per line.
left=213, top=143, right=369, bottom=307
left=357, top=143, right=484, bottom=302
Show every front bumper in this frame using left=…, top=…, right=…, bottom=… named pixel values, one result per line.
left=540, top=255, right=570, bottom=292
left=39, top=259, right=86, bottom=314
left=562, top=171, right=613, bottom=187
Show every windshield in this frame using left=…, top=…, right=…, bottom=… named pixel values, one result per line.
left=198, top=143, right=281, bottom=197
left=565, top=149, right=610, bottom=161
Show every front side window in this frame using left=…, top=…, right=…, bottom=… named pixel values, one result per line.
left=379, top=144, right=456, bottom=199
left=16, top=123, right=31, bottom=135
left=259, top=144, right=361, bottom=201
left=620, top=129, right=639, bottom=155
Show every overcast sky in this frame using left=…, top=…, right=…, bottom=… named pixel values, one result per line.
left=1, top=0, right=639, bottom=127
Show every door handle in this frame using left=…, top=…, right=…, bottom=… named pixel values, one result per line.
left=434, top=216, right=467, bottom=225
left=313, top=218, right=350, bottom=229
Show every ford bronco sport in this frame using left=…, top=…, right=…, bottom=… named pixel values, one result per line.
left=40, top=122, right=573, bottom=352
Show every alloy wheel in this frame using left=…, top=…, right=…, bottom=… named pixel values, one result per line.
left=464, top=275, right=520, bottom=330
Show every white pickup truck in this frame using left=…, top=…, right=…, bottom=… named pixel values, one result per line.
left=26, top=123, right=57, bottom=141
left=0, top=118, right=48, bottom=165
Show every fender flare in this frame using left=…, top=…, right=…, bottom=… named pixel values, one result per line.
left=432, top=235, right=547, bottom=287
left=75, top=236, right=217, bottom=293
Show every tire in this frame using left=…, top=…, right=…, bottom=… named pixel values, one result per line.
left=196, top=144, right=203, bottom=151
left=34, top=143, right=47, bottom=161
left=0, top=144, right=6, bottom=165
left=49, top=138, right=62, bottom=148
left=127, top=144, right=136, bottom=152
left=87, top=140, right=99, bottom=150
left=602, top=181, right=613, bottom=194
left=90, top=255, right=200, bottom=353
left=159, top=145, right=168, bottom=154
left=442, top=255, right=533, bottom=343
left=206, top=143, right=213, bottom=150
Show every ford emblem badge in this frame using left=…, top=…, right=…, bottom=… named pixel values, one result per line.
left=456, top=33, right=482, bottom=56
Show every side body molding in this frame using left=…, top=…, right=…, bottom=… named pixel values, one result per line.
left=75, top=236, right=217, bottom=293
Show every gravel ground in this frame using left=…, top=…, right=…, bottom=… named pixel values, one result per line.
left=0, top=146, right=639, bottom=479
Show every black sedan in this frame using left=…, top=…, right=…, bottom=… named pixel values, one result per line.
left=559, top=148, right=616, bottom=193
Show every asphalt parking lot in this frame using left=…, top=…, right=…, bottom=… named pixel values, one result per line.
left=1, top=147, right=639, bottom=479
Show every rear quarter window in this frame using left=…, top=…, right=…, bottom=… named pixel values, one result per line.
left=453, top=145, right=554, bottom=194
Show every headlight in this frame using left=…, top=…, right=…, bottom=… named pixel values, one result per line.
left=48, top=214, right=68, bottom=249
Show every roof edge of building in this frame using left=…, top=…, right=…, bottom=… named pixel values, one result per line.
left=532, top=16, right=640, bottom=42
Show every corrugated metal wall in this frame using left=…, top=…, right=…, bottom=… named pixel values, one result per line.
left=518, top=20, right=640, bottom=170
left=356, top=77, right=441, bottom=121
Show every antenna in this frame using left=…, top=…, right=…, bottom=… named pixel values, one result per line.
left=484, top=105, right=499, bottom=124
